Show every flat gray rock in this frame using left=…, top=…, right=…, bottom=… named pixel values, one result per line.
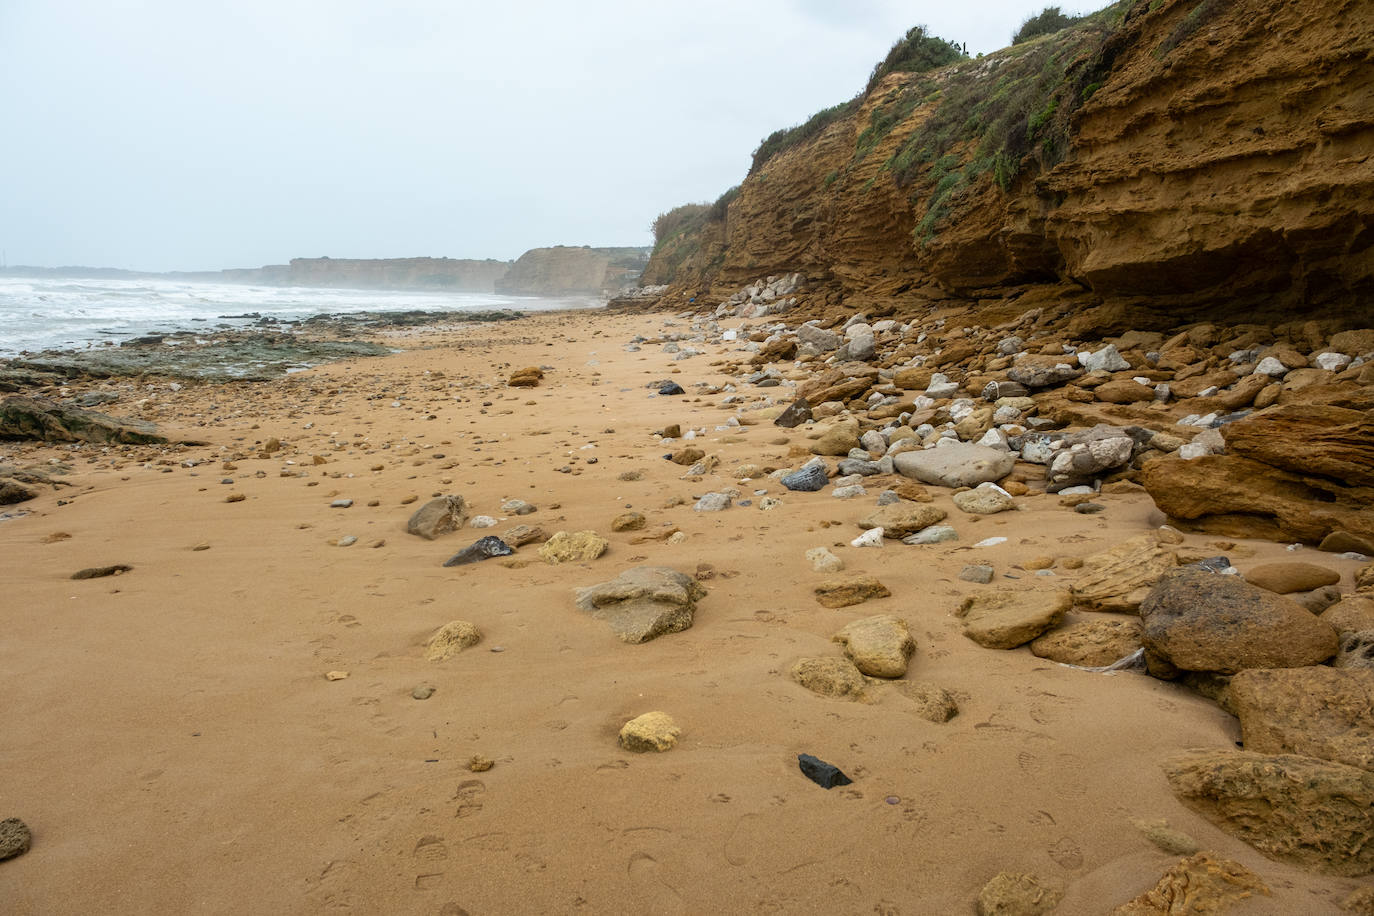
left=574, top=566, right=706, bottom=644
left=892, top=443, right=1014, bottom=488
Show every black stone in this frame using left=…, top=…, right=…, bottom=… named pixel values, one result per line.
left=773, top=397, right=812, bottom=428
left=443, top=536, right=514, bottom=567
left=658, top=382, right=686, bottom=396
left=797, top=754, right=852, bottom=789
left=780, top=464, right=828, bottom=492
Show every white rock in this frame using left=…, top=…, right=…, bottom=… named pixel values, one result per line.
left=1253, top=356, right=1288, bottom=376
left=1078, top=344, right=1129, bottom=372
left=851, top=528, right=885, bottom=548
left=1314, top=352, right=1352, bottom=372
left=971, top=537, right=1008, bottom=548
left=470, top=515, right=498, bottom=528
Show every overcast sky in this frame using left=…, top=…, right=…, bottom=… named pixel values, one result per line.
left=1, top=1, right=1109, bottom=271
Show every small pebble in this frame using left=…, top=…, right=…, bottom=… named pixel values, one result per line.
left=331, top=499, right=353, bottom=508
left=337, top=535, right=357, bottom=547
left=411, top=685, right=435, bottom=700
left=469, top=755, right=494, bottom=772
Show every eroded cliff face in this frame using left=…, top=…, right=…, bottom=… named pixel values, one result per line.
left=496, top=246, right=650, bottom=297
left=647, top=0, right=1374, bottom=327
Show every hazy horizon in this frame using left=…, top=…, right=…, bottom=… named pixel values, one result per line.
left=3, top=1, right=1112, bottom=273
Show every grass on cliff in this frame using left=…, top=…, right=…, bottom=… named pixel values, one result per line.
left=750, top=26, right=967, bottom=176
left=888, top=0, right=1132, bottom=243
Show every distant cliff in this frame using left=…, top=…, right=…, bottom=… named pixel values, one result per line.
left=495, top=246, right=651, bottom=297
left=218, top=257, right=512, bottom=292
left=643, top=0, right=1374, bottom=329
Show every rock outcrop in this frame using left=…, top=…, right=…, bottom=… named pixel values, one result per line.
left=496, top=246, right=650, bottom=297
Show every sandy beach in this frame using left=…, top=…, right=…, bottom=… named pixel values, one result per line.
left=2, top=307, right=1369, bottom=914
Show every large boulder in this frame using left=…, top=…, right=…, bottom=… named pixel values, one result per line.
left=832, top=615, right=916, bottom=678
left=956, top=589, right=1071, bottom=649
left=1163, top=749, right=1374, bottom=876
left=892, top=442, right=1015, bottom=488
left=1139, top=568, right=1338, bottom=676
left=1141, top=406, right=1374, bottom=545
left=1070, top=534, right=1179, bottom=613
left=1243, top=562, right=1341, bottom=594
left=0, top=394, right=169, bottom=444
left=573, top=566, right=706, bottom=644
left=856, top=503, right=946, bottom=538
left=1230, top=667, right=1374, bottom=771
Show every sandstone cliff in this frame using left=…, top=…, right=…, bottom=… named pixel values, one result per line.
left=495, top=246, right=651, bottom=297
left=645, top=0, right=1374, bottom=329
left=271, top=257, right=511, bottom=292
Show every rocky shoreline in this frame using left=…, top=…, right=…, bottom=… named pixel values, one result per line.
left=2, top=300, right=1372, bottom=913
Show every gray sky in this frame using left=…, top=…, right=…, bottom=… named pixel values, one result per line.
left=1, top=1, right=1109, bottom=271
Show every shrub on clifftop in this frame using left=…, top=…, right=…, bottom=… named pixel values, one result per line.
left=1013, top=6, right=1084, bottom=45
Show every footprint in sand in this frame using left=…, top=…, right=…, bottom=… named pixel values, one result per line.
left=723, top=813, right=764, bottom=867
left=627, top=852, right=686, bottom=913
left=305, top=859, right=361, bottom=910
left=1049, top=836, right=1084, bottom=870
left=454, top=779, right=486, bottom=818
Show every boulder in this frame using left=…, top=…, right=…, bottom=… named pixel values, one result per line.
left=1140, top=568, right=1338, bottom=676
left=832, top=615, right=916, bottom=678
left=953, top=483, right=1016, bottom=515
left=1323, top=595, right=1374, bottom=635
left=619, top=712, right=680, bottom=752
left=1163, top=748, right=1374, bottom=876
left=538, top=530, right=609, bottom=564
left=1093, top=379, right=1155, bottom=404
left=1070, top=534, right=1179, bottom=613
left=1141, top=406, right=1374, bottom=545
left=406, top=495, right=469, bottom=540
left=1029, top=617, right=1143, bottom=667
left=796, top=323, right=842, bottom=352
left=1111, top=853, right=1270, bottom=915
left=1230, top=667, right=1374, bottom=771
left=956, top=589, right=1072, bottom=649
left=1243, top=562, right=1341, bottom=594
left=789, top=656, right=867, bottom=699
left=1048, top=434, right=1134, bottom=490
left=814, top=575, right=891, bottom=609
left=856, top=503, right=946, bottom=538
left=424, top=620, right=481, bottom=661
left=0, top=395, right=170, bottom=444
left=893, top=442, right=1015, bottom=488
left=574, top=566, right=705, bottom=644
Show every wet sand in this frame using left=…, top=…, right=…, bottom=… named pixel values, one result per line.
left=1, top=308, right=1364, bottom=914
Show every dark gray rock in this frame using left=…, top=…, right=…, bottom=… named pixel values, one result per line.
left=774, top=398, right=813, bottom=428
left=781, top=464, right=828, bottom=492
left=798, top=754, right=852, bottom=789
left=658, top=382, right=685, bottom=396
left=442, top=536, right=513, bottom=567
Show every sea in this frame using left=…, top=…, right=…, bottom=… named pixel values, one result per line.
left=0, top=276, right=595, bottom=357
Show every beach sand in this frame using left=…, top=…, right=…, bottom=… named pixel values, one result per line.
left=1, top=308, right=1365, bottom=914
